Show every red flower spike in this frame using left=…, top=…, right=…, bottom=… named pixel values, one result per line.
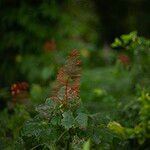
left=51, top=50, right=81, bottom=107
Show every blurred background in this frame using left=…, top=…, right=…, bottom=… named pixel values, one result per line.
left=0, top=0, right=150, bottom=110
left=0, top=0, right=150, bottom=86
left=0, top=0, right=150, bottom=108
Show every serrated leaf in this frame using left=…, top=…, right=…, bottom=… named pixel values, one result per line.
left=61, top=111, right=74, bottom=130
left=23, top=120, right=47, bottom=137
left=51, top=116, right=61, bottom=125
left=45, top=98, right=57, bottom=108
left=76, top=113, right=88, bottom=128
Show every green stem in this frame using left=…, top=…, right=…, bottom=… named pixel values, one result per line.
left=57, top=130, right=68, bottom=142
left=66, top=129, right=71, bottom=150
left=64, top=77, right=69, bottom=106
left=30, top=143, right=46, bottom=150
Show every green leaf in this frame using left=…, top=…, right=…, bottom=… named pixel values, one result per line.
left=76, top=113, right=88, bottom=128
left=83, top=139, right=90, bottom=150
left=107, top=121, right=126, bottom=139
left=121, top=31, right=137, bottom=43
left=51, top=116, right=61, bottom=126
left=45, top=98, right=57, bottom=108
left=111, top=38, right=122, bottom=48
left=23, top=120, right=49, bottom=137
left=61, top=111, right=74, bottom=130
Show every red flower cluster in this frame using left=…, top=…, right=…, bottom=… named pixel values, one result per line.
left=118, top=54, right=130, bottom=65
left=11, top=82, right=29, bottom=96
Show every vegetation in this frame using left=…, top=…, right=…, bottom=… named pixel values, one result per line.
left=0, top=32, right=149, bottom=149
left=0, top=1, right=149, bottom=149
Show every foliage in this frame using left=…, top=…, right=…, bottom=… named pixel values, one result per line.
left=0, top=105, right=30, bottom=149
left=112, top=31, right=150, bottom=89
left=83, top=139, right=90, bottom=150
left=0, top=0, right=98, bottom=86
left=108, top=91, right=150, bottom=147
left=19, top=51, right=90, bottom=149
left=0, top=32, right=149, bottom=149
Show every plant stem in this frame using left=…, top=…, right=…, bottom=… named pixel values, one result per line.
left=30, top=143, right=46, bottom=150
left=66, top=129, right=71, bottom=150
left=64, top=77, right=69, bottom=106
left=57, top=130, right=67, bottom=142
